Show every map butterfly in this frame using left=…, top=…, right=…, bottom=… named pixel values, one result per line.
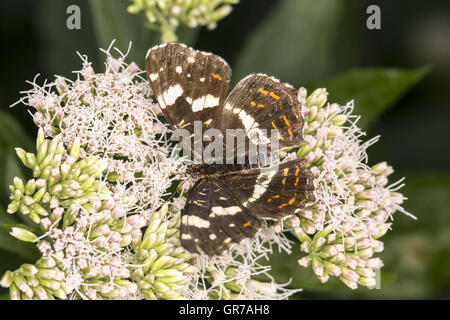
left=146, top=43, right=314, bottom=255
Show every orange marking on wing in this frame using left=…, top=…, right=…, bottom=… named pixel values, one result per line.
left=212, top=73, right=222, bottom=80
left=288, top=197, right=296, bottom=204
left=283, top=168, right=289, bottom=176
left=270, top=92, right=280, bottom=100
left=279, top=203, right=288, bottom=208
left=243, top=221, right=251, bottom=228
left=295, top=166, right=300, bottom=176
left=288, top=128, right=293, bottom=137
left=274, top=195, right=280, bottom=198
left=271, top=121, right=278, bottom=130
left=251, top=101, right=256, bottom=106
left=283, top=115, right=291, bottom=127
left=282, top=178, right=286, bottom=185
left=294, top=177, right=300, bottom=186
left=257, top=104, right=265, bottom=108
left=259, top=88, right=269, bottom=95
left=267, top=199, right=272, bottom=203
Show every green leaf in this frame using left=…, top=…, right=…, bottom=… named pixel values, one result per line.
left=89, top=0, right=198, bottom=68
left=0, top=248, right=30, bottom=279
left=232, top=0, right=346, bottom=85
left=0, top=111, right=33, bottom=152
left=307, top=66, right=430, bottom=129
left=0, top=292, right=10, bottom=300
left=88, top=0, right=199, bottom=67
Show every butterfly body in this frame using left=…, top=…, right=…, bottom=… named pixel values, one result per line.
left=146, top=43, right=314, bottom=256
left=187, top=163, right=255, bottom=178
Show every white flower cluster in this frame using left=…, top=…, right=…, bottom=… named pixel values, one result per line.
left=2, top=43, right=411, bottom=299
left=286, top=88, right=413, bottom=289
left=5, top=44, right=293, bottom=300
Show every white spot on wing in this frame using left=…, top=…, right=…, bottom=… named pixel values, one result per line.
left=211, top=206, right=241, bottom=216
left=186, top=94, right=219, bottom=112
left=243, top=169, right=277, bottom=207
left=176, top=66, right=182, bottom=73
left=204, top=95, right=219, bottom=109
left=233, top=108, right=256, bottom=131
left=149, top=73, right=158, bottom=81
left=160, top=84, right=184, bottom=107
left=186, top=215, right=210, bottom=228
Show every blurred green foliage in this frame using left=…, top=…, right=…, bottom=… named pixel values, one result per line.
left=0, top=0, right=448, bottom=299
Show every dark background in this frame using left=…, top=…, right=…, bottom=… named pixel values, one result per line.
left=0, top=0, right=449, bottom=299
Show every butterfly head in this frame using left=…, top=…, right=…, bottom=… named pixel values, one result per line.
left=186, top=163, right=205, bottom=179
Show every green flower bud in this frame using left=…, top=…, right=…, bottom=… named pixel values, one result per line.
left=15, top=148, right=29, bottom=167
left=36, top=257, right=56, bottom=268
left=36, top=129, right=45, bottom=151
left=20, top=264, right=38, bottom=277
left=0, top=271, right=13, bottom=288
left=25, top=179, right=37, bottom=195
left=10, top=283, right=21, bottom=300
left=10, top=227, right=38, bottom=242
left=36, top=140, right=49, bottom=164
left=31, top=203, right=48, bottom=216
left=13, top=177, right=25, bottom=193
left=330, top=114, right=347, bottom=126
left=70, top=138, right=81, bottom=159
left=26, top=153, right=37, bottom=169
left=7, top=201, right=19, bottom=214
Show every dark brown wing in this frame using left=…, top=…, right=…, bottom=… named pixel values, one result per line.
left=180, top=179, right=260, bottom=256
left=216, top=73, right=304, bottom=158
left=218, top=159, right=315, bottom=219
left=145, top=42, right=231, bottom=134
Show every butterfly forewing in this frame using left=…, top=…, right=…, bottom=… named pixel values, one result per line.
left=217, top=73, right=304, bottom=150
left=145, top=43, right=231, bottom=134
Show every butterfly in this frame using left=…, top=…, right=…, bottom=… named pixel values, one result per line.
left=145, top=43, right=314, bottom=256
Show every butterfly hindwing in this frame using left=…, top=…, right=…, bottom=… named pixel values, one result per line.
left=219, top=159, right=315, bottom=219
left=180, top=179, right=260, bottom=255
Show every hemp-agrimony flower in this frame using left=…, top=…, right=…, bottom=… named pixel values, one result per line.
left=286, top=88, right=414, bottom=289
left=127, top=0, right=239, bottom=42
left=3, top=129, right=142, bottom=299
left=2, top=43, right=412, bottom=299
left=5, top=44, right=293, bottom=299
